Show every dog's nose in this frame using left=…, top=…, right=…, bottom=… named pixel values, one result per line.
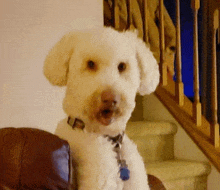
left=101, top=90, right=121, bottom=106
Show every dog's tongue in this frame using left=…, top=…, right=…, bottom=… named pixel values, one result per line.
left=97, top=109, right=114, bottom=126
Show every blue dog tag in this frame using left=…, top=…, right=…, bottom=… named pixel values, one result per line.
left=120, top=167, right=130, bottom=181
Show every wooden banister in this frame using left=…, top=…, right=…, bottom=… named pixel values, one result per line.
left=159, top=0, right=167, bottom=86
left=218, top=11, right=220, bottom=44
left=126, top=0, right=136, bottom=30
left=211, top=9, right=219, bottom=148
left=143, top=0, right=149, bottom=43
left=107, top=0, right=220, bottom=173
left=112, top=0, right=120, bottom=30
left=155, top=78, right=220, bottom=173
left=155, top=0, right=220, bottom=169
left=155, top=0, right=220, bottom=170
left=175, top=0, right=184, bottom=106
left=191, top=0, right=202, bottom=126
left=126, top=0, right=133, bottom=29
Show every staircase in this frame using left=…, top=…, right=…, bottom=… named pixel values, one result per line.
left=126, top=121, right=211, bottom=190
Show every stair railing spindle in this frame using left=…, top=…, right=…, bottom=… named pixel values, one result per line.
left=175, top=0, right=184, bottom=106
left=211, top=9, right=219, bottom=148
left=126, top=0, right=135, bottom=30
left=218, top=12, right=220, bottom=44
left=143, top=0, right=149, bottom=43
left=191, top=0, right=202, bottom=126
left=159, top=0, right=167, bottom=86
left=218, top=28, right=220, bottom=44
left=112, top=0, right=120, bottom=30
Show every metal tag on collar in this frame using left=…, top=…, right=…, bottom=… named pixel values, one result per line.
left=67, top=117, right=85, bottom=130
left=104, top=132, right=124, bottom=145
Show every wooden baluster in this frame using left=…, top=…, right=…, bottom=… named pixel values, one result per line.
left=143, top=0, right=149, bottom=43
left=126, top=0, right=135, bottom=30
left=112, top=0, right=120, bottom=30
left=191, top=0, right=202, bottom=126
left=218, top=12, right=220, bottom=44
left=201, top=0, right=208, bottom=118
left=211, top=9, right=219, bottom=148
left=175, top=0, right=184, bottom=106
left=159, top=0, right=167, bottom=86
left=218, top=28, right=220, bottom=44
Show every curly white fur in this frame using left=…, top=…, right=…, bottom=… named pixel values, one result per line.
left=44, top=27, right=159, bottom=190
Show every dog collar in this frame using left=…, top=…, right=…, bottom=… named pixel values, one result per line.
left=67, top=116, right=130, bottom=181
left=67, top=116, right=85, bottom=130
left=104, top=133, right=124, bottom=145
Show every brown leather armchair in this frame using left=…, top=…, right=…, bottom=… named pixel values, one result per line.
left=0, top=127, right=165, bottom=190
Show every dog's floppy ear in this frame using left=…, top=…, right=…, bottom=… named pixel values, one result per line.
left=44, top=32, right=75, bottom=86
left=136, top=37, right=160, bottom=95
left=124, top=30, right=159, bottom=95
left=124, top=30, right=160, bottom=95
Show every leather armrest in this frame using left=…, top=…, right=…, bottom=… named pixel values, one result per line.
left=0, top=127, right=166, bottom=190
left=0, top=127, right=72, bottom=190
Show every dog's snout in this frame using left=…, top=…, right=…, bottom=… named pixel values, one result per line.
left=101, top=90, right=121, bottom=106
left=96, top=89, right=121, bottom=125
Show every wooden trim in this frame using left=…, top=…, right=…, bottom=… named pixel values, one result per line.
left=155, top=79, right=220, bottom=173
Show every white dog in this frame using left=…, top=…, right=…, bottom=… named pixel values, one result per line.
left=44, top=27, right=159, bottom=190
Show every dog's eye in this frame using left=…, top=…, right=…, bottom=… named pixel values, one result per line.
left=87, top=60, right=97, bottom=71
left=118, top=62, right=127, bottom=73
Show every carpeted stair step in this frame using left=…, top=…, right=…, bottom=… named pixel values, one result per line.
left=126, top=121, right=211, bottom=189
left=146, top=160, right=211, bottom=190
left=126, top=121, right=177, bottom=162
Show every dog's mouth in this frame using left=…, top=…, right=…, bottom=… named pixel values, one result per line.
left=96, top=107, right=120, bottom=126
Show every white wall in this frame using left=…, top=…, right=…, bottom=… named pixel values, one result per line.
left=143, top=94, right=220, bottom=190
left=0, top=0, right=103, bottom=133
